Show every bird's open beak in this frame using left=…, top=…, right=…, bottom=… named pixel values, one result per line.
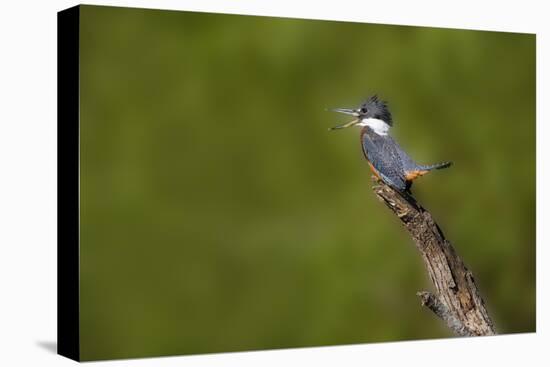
left=331, top=108, right=359, bottom=116
left=329, top=108, right=359, bottom=130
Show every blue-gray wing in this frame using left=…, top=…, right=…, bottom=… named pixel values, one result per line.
left=361, top=130, right=408, bottom=191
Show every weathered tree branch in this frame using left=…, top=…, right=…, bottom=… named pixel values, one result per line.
left=371, top=177, right=496, bottom=336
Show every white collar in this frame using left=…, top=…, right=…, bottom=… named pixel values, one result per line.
left=358, top=118, right=390, bottom=136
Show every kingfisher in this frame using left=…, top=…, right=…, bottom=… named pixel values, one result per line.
left=330, top=95, right=452, bottom=192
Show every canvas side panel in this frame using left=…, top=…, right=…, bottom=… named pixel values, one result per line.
left=57, top=5, right=80, bottom=362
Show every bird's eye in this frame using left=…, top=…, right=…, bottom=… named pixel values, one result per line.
left=360, top=107, right=368, bottom=113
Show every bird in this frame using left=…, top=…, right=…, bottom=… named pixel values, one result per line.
left=329, top=95, right=452, bottom=193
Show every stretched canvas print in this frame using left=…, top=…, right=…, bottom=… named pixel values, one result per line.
left=58, top=4, right=536, bottom=362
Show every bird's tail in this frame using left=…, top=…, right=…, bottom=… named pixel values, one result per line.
left=419, top=161, right=453, bottom=171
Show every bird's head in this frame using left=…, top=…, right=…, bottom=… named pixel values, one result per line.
left=329, top=95, right=393, bottom=135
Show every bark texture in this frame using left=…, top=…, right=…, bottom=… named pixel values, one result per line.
left=372, top=178, right=496, bottom=336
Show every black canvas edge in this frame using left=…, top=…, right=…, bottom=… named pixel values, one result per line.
left=57, top=5, right=81, bottom=362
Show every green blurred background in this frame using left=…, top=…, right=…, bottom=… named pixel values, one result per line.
left=78, top=5, right=535, bottom=361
